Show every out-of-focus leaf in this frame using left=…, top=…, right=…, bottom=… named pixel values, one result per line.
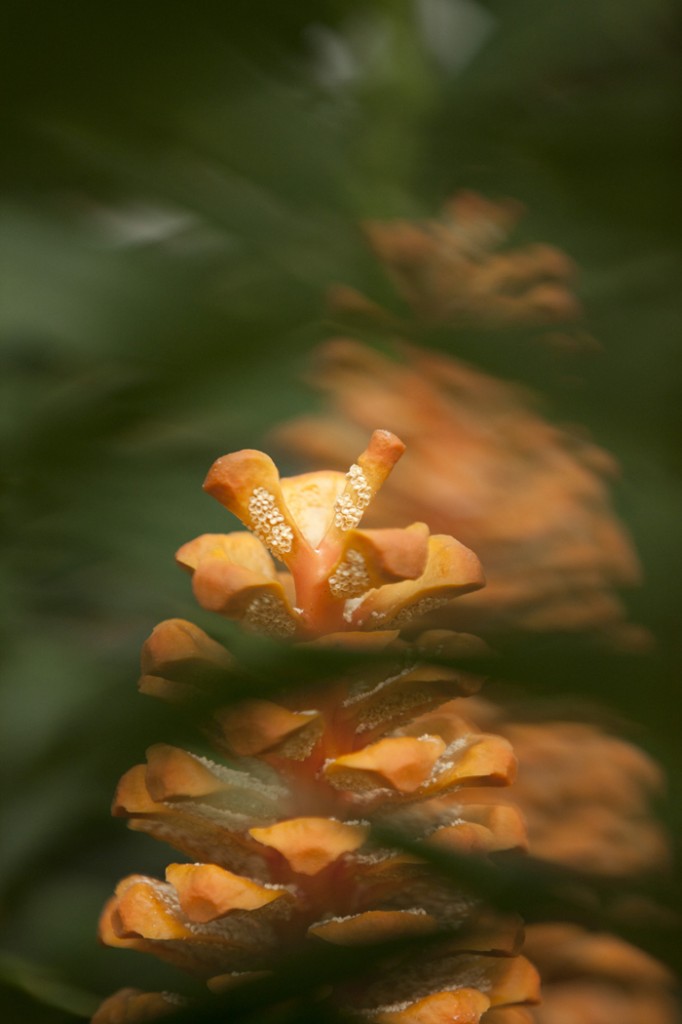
left=0, top=951, right=98, bottom=1018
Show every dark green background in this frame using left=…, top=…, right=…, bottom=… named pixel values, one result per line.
left=2, top=1, right=680, bottom=1019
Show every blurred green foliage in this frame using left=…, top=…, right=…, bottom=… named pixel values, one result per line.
left=1, top=0, right=680, bottom=1018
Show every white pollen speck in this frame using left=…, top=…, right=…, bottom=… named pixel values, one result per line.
left=329, top=548, right=371, bottom=598
left=390, top=596, right=449, bottom=627
left=342, top=595, right=366, bottom=623
left=243, top=593, right=296, bottom=638
left=248, top=487, right=294, bottom=555
left=333, top=464, right=372, bottom=530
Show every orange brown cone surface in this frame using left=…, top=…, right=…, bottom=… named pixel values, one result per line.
left=95, top=436, right=539, bottom=1022
left=275, top=340, right=646, bottom=647
left=329, top=191, right=582, bottom=333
